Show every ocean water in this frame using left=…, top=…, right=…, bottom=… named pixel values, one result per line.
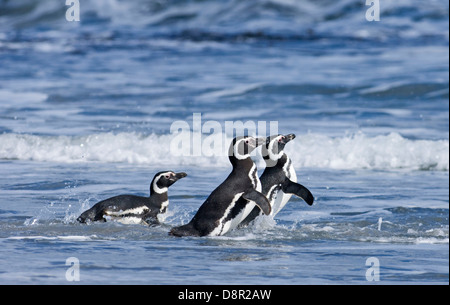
left=0, top=0, right=448, bottom=285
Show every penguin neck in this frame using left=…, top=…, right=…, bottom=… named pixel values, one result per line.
left=264, top=153, right=288, bottom=168
left=150, top=189, right=169, bottom=202
left=230, top=156, right=255, bottom=173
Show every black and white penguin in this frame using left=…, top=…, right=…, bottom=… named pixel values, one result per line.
left=77, top=171, right=187, bottom=224
left=242, top=134, right=314, bottom=225
left=169, top=136, right=271, bottom=237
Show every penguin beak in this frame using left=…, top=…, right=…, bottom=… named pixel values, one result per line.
left=281, top=133, right=296, bottom=144
left=171, top=172, right=187, bottom=181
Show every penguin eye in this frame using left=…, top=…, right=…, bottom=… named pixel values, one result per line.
left=164, top=174, right=170, bottom=179
left=245, top=140, right=249, bottom=144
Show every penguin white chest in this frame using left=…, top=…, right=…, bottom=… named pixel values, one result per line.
left=271, top=158, right=297, bottom=216
left=208, top=164, right=263, bottom=236
left=249, top=163, right=262, bottom=192
left=241, top=163, right=261, bottom=217
left=208, top=192, right=245, bottom=236
left=283, top=157, right=297, bottom=183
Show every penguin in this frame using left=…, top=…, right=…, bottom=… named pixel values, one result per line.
left=77, top=171, right=187, bottom=224
left=241, top=134, right=314, bottom=225
left=169, top=136, right=271, bottom=237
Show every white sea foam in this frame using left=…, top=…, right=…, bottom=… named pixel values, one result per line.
left=0, top=132, right=448, bottom=171
left=0, top=90, right=48, bottom=104
left=7, top=235, right=96, bottom=242
left=285, top=132, right=449, bottom=171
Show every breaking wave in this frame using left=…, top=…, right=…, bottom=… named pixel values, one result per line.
left=0, top=131, right=448, bottom=171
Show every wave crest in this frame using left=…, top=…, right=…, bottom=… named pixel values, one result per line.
left=286, top=132, right=449, bottom=171
left=0, top=132, right=448, bottom=171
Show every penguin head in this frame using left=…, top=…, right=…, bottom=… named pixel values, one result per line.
left=262, top=134, right=296, bottom=166
left=228, top=136, right=266, bottom=162
left=150, top=171, right=187, bottom=195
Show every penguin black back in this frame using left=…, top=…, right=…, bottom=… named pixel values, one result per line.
left=169, top=136, right=271, bottom=237
left=77, top=171, right=187, bottom=224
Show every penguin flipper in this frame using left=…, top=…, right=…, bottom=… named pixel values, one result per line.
left=242, top=189, right=271, bottom=215
left=282, top=180, right=314, bottom=206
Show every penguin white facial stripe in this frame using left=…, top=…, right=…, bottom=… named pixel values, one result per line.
left=233, top=139, right=250, bottom=160
left=268, top=136, right=284, bottom=161
left=152, top=172, right=170, bottom=194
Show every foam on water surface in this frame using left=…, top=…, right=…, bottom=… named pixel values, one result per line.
left=0, top=0, right=448, bottom=284
left=1, top=132, right=447, bottom=171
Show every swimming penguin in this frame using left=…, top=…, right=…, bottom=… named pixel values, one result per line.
left=77, top=171, right=187, bottom=224
left=169, top=136, right=271, bottom=237
left=241, top=134, right=314, bottom=225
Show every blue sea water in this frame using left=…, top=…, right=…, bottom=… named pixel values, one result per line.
left=0, top=0, right=448, bottom=284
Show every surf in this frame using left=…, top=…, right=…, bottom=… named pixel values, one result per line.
left=1, top=131, right=447, bottom=171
